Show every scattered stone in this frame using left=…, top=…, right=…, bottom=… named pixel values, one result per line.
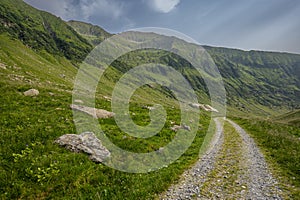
left=12, top=65, right=21, bottom=70
left=204, top=104, right=219, bottom=113
left=25, top=71, right=34, bottom=76
left=55, top=132, right=110, bottom=163
left=70, top=104, right=115, bottom=119
left=142, top=105, right=156, bottom=110
left=60, top=74, right=66, bottom=78
left=182, top=124, right=191, bottom=131
left=158, top=147, right=164, bottom=153
left=146, top=83, right=155, bottom=88
left=189, top=103, right=219, bottom=112
left=171, top=124, right=191, bottom=132
left=23, top=89, right=39, bottom=97
left=147, top=106, right=156, bottom=111
left=190, top=103, right=201, bottom=109
left=8, top=74, right=24, bottom=81
left=49, top=92, right=55, bottom=96
left=171, top=125, right=182, bottom=132
left=103, top=96, right=111, bottom=101
left=74, top=99, right=84, bottom=104
left=0, top=63, right=7, bottom=70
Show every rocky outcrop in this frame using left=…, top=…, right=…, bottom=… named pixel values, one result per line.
left=190, top=103, right=219, bottom=112
left=70, top=104, right=115, bottom=119
left=55, top=132, right=110, bottom=163
left=23, top=89, right=39, bottom=96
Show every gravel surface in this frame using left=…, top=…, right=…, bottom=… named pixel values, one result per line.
left=159, top=118, right=224, bottom=200
left=159, top=118, right=283, bottom=200
left=227, top=119, right=283, bottom=200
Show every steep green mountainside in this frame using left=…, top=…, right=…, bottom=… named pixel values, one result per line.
left=0, top=0, right=92, bottom=62
left=205, top=46, right=300, bottom=114
left=67, top=20, right=112, bottom=46
left=111, top=46, right=300, bottom=115
left=273, top=110, right=300, bottom=127
left=0, top=1, right=299, bottom=199
left=65, top=19, right=300, bottom=116
left=0, top=0, right=298, bottom=116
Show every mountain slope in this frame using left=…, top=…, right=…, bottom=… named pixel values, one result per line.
left=274, top=110, right=300, bottom=127
left=0, top=1, right=299, bottom=199
left=67, top=20, right=112, bottom=46
left=205, top=46, right=300, bottom=114
left=0, top=0, right=92, bottom=62
left=86, top=43, right=300, bottom=116
left=1, top=0, right=298, bottom=116
left=66, top=20, right=300, bottom=116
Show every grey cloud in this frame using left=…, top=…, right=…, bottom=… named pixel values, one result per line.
left=147, top=0, right=180, bottom=13
left=25, top=0, right=125, bottom=21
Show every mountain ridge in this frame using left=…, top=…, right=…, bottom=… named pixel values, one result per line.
left=0, top=1, right=299, bottom=199
left=67, top=20, right=112, bottom=46
left=1, top=0, right=299, bottom=115
left=0, top=0, right=92, bottom=62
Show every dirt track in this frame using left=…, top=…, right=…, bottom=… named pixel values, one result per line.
left=159, top=118, right=282, bottom=199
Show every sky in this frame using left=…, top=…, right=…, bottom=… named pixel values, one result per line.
left=24, top=0, right=300, bottom=54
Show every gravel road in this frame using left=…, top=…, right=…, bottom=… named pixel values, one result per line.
left=159, top=118, right=224, bottom=199
left=159, top=118, right=283, bottom=200
left=227, top=119, right=282, bottom=200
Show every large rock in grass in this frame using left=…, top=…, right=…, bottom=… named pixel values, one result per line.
left=70, top=104, right=114, bottom=119
left=23, top=89, right=39, bottom=97
left=189, top=103, right=219, bottom=112
left=55, top=132, right=110, bottom=163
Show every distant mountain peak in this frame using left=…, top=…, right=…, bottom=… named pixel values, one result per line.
left=67, top=20, right=112, bottom=46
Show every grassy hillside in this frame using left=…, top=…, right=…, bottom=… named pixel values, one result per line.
left=0, top=0, right=92, bottom=62
left=67, top=20, right=112, bottom=46
left=0, top=0, right=299, bottom=199
left=107, top=46, right=300, bottom=116
left=205, top=46, right=300, bottom=116
left=1, top=0, right=298, bottom=116
left=0, top=32, right=213, bottom=199
left=0, top=3, right=212, bottom=199
left=68, top=20, right=300, bottom=116
left=273, top=110, right=300, bottom=127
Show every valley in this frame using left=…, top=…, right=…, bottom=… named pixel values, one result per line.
left=0, top=0, right=299, bottom=199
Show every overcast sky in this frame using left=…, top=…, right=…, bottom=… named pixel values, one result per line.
left=24, top=0, right=300, bottom=54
